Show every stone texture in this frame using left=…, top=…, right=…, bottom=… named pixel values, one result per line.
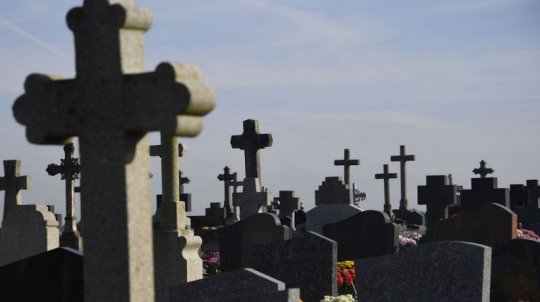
left=323, top=210, right=398, bottom=261
left=417, top=175, right=458, bottom=240
left=0, top=247, right=83, bottom=302
left=0, top=204, right=59, bottom=266
left=491, top=239, right=540, bottom=302
left=168, top=268, right=286, bottom=302
left=0, top=160, right=30, bottom=221
left=461, top=177, right=510, bottom=211
left=12, top=1, right=215, bottom=301
left=230, top=119, right=272, bottom=180
left=315, top=176, right=351, bottom=206
left=232, top=177, right=271, bottom=220
left=218, top=213, right=291, bottom=272
left=253, top=231, right=337, bottom=302
left=306, top=204, right=362, bottom=234
left=356, top=241, right=491, bottom=302
left=220, top=289, right=301, bottom=302
left=434, top=203, right=517, bottom=246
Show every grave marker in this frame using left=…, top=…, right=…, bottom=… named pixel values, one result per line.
left=333, top=148, right=359, bottom=192
left=390, top=145, right=415, bottom=219
left=473, top=160, right=494, bottom=178
left=417, top=175, right=457, bottom=240
left=0, top=160, right=31, bottom=221
left=375, top=164, right=398, bottom=217
left=12, top=1, right=215, bottom=300
left=231, top=119, right=272, bottom=181
left=218, top=166, right=236, bottom=219
left=232, top=177, right=271, bottom=220
left=46, top=143, right=82, bottom=250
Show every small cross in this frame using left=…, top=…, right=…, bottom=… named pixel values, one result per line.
left=418, top=175, right=457, bottom=240
left=334, top=149, right=360, bottom=188
left=375, top=164, right=398, bottom=217
left=472, top=160, right=494, bottom=178
left=218, top=166, right=236, bottom=218
left=390, top=145, right=415, bottom=216
left=230, top=119, right=272, bottom=180
left=0, top=160, right=31, bottom=221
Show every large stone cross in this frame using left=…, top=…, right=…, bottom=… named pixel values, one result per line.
left=334, top=149, right=360, bottom=189
left=0, top=160, right=31, bottom=222
left=375, top=164, right=398, bottom=217
left=418, top=175, right=457, bottom=240
left=390, top=145, right=415, bottom=217
left=218, top=166, right=236, bottom=219
left=230, top=119, right=272, bottom=180
left=12, top=1, right=215, bottom=301
left=473, top=160, right=494, bottom=178
left=46, top=143, right=82, bottom=250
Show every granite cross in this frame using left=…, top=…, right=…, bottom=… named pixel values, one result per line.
left=12, top=1, right=215, bottom=301
left=218, top=166, right=236, bottom=219
left=418, top=175, right=457, bottom=240
left=390, top=145, right=416, bottom=217
left=526, top=179, right=540, bottom=209
left=0, top=160, right=31, bottom=222
left=278, top=191, right=300, bottom=218
left=230, top=119, right=272, bottom=181
left=232, top=178, right=271, bottom=220
left=375, top=164, right=398, bottom=217
left=46, top=143, right=82, bottom=250
left=473, top=160, right=494, bottom=178
left=334, top=149, right=360, bottom=189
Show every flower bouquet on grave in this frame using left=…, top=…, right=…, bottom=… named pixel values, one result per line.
left=200, top=250, right=220, bottom=276
left=399, top=231, right=421, bottom=250
left=321, top=294, right=356, bottom=302
left=336, top=261, right=357, bottom=298
left=516, top=228, right=540, bottom=241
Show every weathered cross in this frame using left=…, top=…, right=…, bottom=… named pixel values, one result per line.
left=217, top=166, right=236, bottom=219
left=472, top=160, right=494, bottom=178
left=334, top=149, right=360, bottom=189
left=0, top=160, right=31, bottom=222
left=12, top=1, right=215, bottom=301
left=46, top=143, right=82, bottom=250
left=230, top=119, right=272, bottom=181
left=278, top=190, right=300, bottom=218
left=418, top=175, right=457, bottom=240
left=390, top=145, right=416, bottom=217
left=232, top=177, right=271, bottom=220
left=375, top=164, right=398, bottom=217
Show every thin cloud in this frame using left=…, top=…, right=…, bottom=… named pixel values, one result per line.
left=0, top=16, right=71, bottom=60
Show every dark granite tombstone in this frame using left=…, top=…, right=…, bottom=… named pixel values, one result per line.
left=278, top=191, right=301, bottom=219
left=189, top=202, right=226, bottom=230
left=323, top=211, right=398, bottom=261
left=0, top=160, right=31, bottom=221
left=294, top=209, right=306, bottom=226
left=461, top=162, right=509, bottom=211
left=0, top=247, right=83, bottom=302
left=491, top=239, right=540, bottom=302
left=218, top=213, right=291, bottom=272
left=252, top=231, right=337, bottom=302
left=418, top=175, right=458, bottom=240
left=509, top=180, right=540, bottom=232
left=510, top=184, right=528, bottom=209
left=355, top=241, right=491, bottom=302
left=434, top=202, right=517, bottom=246
left=168, top=268, right=295, bottom=302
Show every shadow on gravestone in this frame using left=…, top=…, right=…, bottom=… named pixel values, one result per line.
left=434, top=203, right=517, bottom=247
left=0, top=247, right=83, bottom=302
left=323, top=210, right=398, bottom=261
left=168, top=268, right=297, bottom=302
left=0, top=204, right=59, bottom=266
left=355, top=241, right=491, bottom=302
left=218, top=213, right=291, bottom=272
left=252, top=231, right=337, bottom=302
left=491, top=239, right=540, bottom=302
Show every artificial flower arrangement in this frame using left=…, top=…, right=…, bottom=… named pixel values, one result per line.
left=517, top=228, right=540, bottom=241
left=199, top=250, right=220, bottom=276
left=321, top=294, right=356, bottom=302
left=399, top=231, right=422, bottom=249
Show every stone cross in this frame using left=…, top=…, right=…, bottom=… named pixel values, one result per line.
left=230, top=119, right=272, bottom=181
left=0, top=160, right=31, bottom=222
left=12, top=1, right=215, bottom=301
left=179, top=170, right=190, bottom=194
left=375, top=164, right=398, bottom=217
left=334, top=149, right=360, bottom=189
left=151, top=142, right=189, bottom=196
left=46, top=143, right=82, bottom=250
left=278, top=191, right=301, bottom=218
left=418, top=175, right=457, bottom=240
left=390, top=145, right=415, bottom=218
left=473, top=160, right=494, bottom=178
left=218, top=166, right=236, bottom=219
left=232, top=178, right=271, bottom=220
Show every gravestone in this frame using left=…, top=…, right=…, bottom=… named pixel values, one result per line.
left=218, top=166, right=237, bottom=219
left=491, top=239, right=540, bottom=302
left=375, top=164, right=398, bottom=217
left=294, top=208, right=307, bottom=227
left=46, top=143, right=82, bottom=250
left=0, top=160, right=30, bottom=221
left=334, top=149, right=359, bottom=201
left=253, top=231, right=337, bottom=302
left=323, top=210, right=398, bottom=261
left=0, top=204, right=60, bottom=266
left=434, top=203, right=517, bottom=246
left=277, top=190, right=301, bottom=220
left=219, top=289, right=301, bottom=302
left=461, top=161, right=509, bottom=211
left=509, top=180, right=540, bottom=232
left=0, top=247, right=83, bottom=302
left=306, top=177, right=362, bottom=234
left=218, top=213, right=291, bottom=272
left=417, top=175, right=458, bottom=240
left=12, top=1, right=216, bottom=300
left=231, top=119, right=272, bottom=181
left=232, top=177, right=271, bottom=220
left=390, top=145, right=415, bottom=219
left=355, top=241, right=492, bottom=302
left=169, top=268, right=298, bottom=302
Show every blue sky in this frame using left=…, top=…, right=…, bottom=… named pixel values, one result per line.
left=0, top=0, right=539, bottom=220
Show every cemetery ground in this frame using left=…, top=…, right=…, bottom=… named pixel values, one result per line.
left=0, top=1, right=539, bottom=302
